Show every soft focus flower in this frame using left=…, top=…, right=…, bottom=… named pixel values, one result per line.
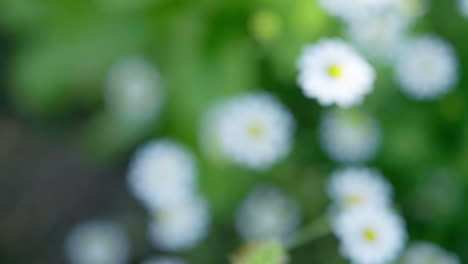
left=401, top=242, right=460, bottom=264
left=127, top=139, right=197, bottom=210
left=318, top=0, right=393, bottom=22
left=332, top=207, right=406, bottom=264
left=347, top=13, right=407, bottom=63
left=460, top=0, right=468, bottom=17
left=142, top=256, right=186, bottom=264
left=297, top=39, right=376, bottom=107
left=327, top=167, right=392, bottom=211
left=65, top=220, right=129, bottom=264
left=235, top=186, right=301, bottom=242
left=395, top=36, right=458, bottom=100
left=391, top=0, right=427, bottom=21
left=148, top=196, right=210, bottom=251
left=208, top=92, right=295, bottom=171
left=105, top=57, right=164, bottom=124
left=319, top=109, right=381, bottom=163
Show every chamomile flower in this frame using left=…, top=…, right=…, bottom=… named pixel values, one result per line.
left=332, top=207, right=406, bottom=264
left=235, top=186, right=301, bottom=242
left=347, top=13, right=407, bottom=63
left=208, top=92, right=294, bottom=171
left=327, top=167, right=392, bottom=210
left=395, top=36, right=458, bottom=100
left=65, top=220, right=129, bottom=264
left=128, top=139, right=197, bottom=210
left=318, top=0, right=393, bottom=22
left=460, top=0, right=468, bottom=17
left=148, top=196, right=210, bottom=251
left=105, top=57, right=164, bottom=125
left=142, top=256, right=186, bottom=264
left=297, top=39, right=376, bottom=107
left=320, top=109, right=381, bottom=163
left=401, top=242, right=460, bottom=264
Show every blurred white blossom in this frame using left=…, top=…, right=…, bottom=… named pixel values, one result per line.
left=148, top=196, right=210, bottom=251
left=461, top=0, right=468, bottom=17
left=207, top=92, right=295, bottom=171
left=332, top=207, right=406, bottom=264
left=318, top=0, right=393, bottom=23
left=297, top=39, right=375, bottom=107
left=401, top=242, right=460, bottom=264
left=391, top=0, right=427, bottom=21
left=327, top=167, right=392, bottom=211
left=320, top=109, right=381, bottom=163
left=347, top=13, right=407, bottom=63
left=65, top=220, right=129, bottom=264
left=142, top=256, right=186, bottom=264
left=105, top=57, right=164, bottom=125
left=235, top=186, right=301, bottom=242
left=395, top=36, right=458, bottom=100
left=127, top=139, right=197, bottom=210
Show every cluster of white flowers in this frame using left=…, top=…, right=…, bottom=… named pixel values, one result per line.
left=127, top=139, right=210, bottom=252
left=235, top=185, right=301, bottom=242
left=328, top=167, right=407, bottom=264
left=65, top=220, right=130, bottom=264
left=401, top=242, right=460, bottom=264
left=395, top=36, right=458, bottom=100
left=105, top=57, right=164, bottom=125
left=297, top=39, right=375, bottom=108
left=319, top=109, right=381, bottom=164
left=201, top=92, right=295, bottom=171
left=142, top=256, right=186, bottom=264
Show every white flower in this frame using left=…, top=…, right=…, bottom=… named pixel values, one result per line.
left=235, top=186, right=301, bottom=242
left=319, top=109, right=381, bottom=163
left=391, top=0, right=427, bottom=21
left=332, top=207, right=406, bottom=264
left=105, top=57, right=164, bottom=125
left=327, top=167, right=392, bottom=210
left=318, top=0, right=393, bottom=22
left=142, top=256, right=186, bottom=264
left=148, top=196, right=211, bottom=251
left=65, top=220, right=129, bottom=264
left=297, top=39, right=376, bottom=107
left=401, top=242, right=460, bottom=264
left=460, top=0, right=468, bottom=17
left=395, top=36, right=458, bottom=100
left=208, top=92, right=294, bottom=170
left=128, top=139, right=197, bottom=210
left=347, top=13, right=407, bottom=63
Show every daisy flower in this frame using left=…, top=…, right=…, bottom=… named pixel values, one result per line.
left=148, top=196, right=211, bottom=251
left=297, top=39, right=376, bottom=107
left=395, top=36, right=458, bottom=100
left=318, top=0, right=393, bottom=22
left=65, top=220, right=129, bottom=264
left=327, top=167, right=392, bottom=211
left=347, top=13, right=407, bottom=63
left=332, top=207, right=406, bottom=264
left=127, top=139, right=197, bottom=210
left=401, top=242, right=460, bottom=264
left=105, top=57, right=164, bottom=125
left=142, top=256, right=186, bottom=264
left=320, top=109, right=381, bottom=163
left=235, top=186, right=301, bottom=242
left=207, top=92, right=295, bottom=171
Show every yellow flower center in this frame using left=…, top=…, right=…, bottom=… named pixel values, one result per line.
left=363, top=228, right=378, bottom=242
left=344, top=194, right=364, bottom=206
left=248, top=123, right=265, bottom=139
left=328, top=65, right=343, bottom=78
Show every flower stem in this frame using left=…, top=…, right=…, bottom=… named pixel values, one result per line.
left=285, top=215, right=330, bottom=250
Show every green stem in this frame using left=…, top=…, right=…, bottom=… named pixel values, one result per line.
left=285, top=214, right=330, bottom=250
